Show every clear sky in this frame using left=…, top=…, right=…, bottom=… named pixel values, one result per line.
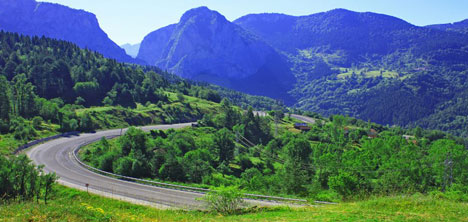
left=41, top=0, right=468, bottom=45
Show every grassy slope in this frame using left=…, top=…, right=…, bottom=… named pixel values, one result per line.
left=0, top=122, right=59, bottom=155
left=337, top=68, right=400, bottom=79
left=75, top=93, right=221, bottom=130
left=0, top=93, right=219, bottom=155
left=1, top=185, right=467, bottom=221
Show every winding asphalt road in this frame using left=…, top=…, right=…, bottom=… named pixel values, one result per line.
left=26, top=122, right=300, bottom=209
left=27, top=123, right=208, bottom=208
left=290, top=114, right=316, bottom=124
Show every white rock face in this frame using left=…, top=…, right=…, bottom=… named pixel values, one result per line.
left=138, top=7, right=295, bottom=100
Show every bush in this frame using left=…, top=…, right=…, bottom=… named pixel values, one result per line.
left=203, top=186, right=246, bottom=215
left=98, top=152, right=116, bottom=172
left=32, top=116, right=43, bottom=130
left=202, top=173, right=238, bottom=187
left=112, top=157, right=134, bottom=176
left=328, top=171, right=359, bottom=200
left=10, top=117, right=37, bottom=141
left=0, top=119, right=9, bottom=133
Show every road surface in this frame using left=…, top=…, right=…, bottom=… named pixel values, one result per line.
left=26, top=123, right=290, bottom=209
left=253, top=111, right=316, bottom=124
left=290, top=114, right=316, bottom=124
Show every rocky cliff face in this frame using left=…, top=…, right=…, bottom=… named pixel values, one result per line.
left=137, top=24, right=176, bottom=66
left=138, top=7, right=295, bottom=101
left=0, top=0, right=136, bottom=63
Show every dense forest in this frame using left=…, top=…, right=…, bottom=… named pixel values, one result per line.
left=81, top=104, right=468, bottom=201
left=290, top=54, right=468, bottom=137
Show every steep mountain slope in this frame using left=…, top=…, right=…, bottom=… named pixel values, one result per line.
left=121, top=43, right=140, bottom=58
left=0, top=0, right=136, bottom=63
left=235, top=9, right=414, bottom=53
left=137, top=7, right=295, bottom=101
left=137, top=24, right=176, bottom=66
left=234, top=9, right=467, bottom=66
left=427, top=19, right=468, bottom=34
left=234, top=9, right=468, bottom=135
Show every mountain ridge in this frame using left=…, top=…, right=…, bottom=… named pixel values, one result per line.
left=0, top=0, right=138, bottom=64
left=427, top=19, right=468, bottom=34
left=121, top=43, right=141, bottom=58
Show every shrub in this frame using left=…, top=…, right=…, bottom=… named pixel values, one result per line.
left=32, top=116, right=43, bottom=130
left=98, top=152, right=116, bottom=172
left=328, top=171, right=359, bottom=200
left=203, top=186, right=246, bottom=215
left=112, top=157, right=134, bottom=176
left=10, top=117, right=37, bottom=141
left=0, top=119, right=9, bottom=133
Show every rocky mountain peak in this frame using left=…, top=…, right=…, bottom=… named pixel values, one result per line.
left=179, top=6, right=226, bottom=22
left=137, top=7, right=295, bottom=100
left=0, top=0, right=136, bottom=64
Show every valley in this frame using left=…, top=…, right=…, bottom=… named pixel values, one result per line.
left=1, top=1, right=468, bottom=221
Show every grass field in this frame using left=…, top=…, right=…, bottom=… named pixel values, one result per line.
left=75, top=93, right=221, bottom=130
left=337, top=68, right=400, bottom=79
left=1, top=185, right=467, bottom=221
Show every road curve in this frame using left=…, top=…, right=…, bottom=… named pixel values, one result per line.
left=290, top=114, right=316, bottom=124
left=253, top=111, right=316, bottom=124
left=26, top=123, right=287, bottom=209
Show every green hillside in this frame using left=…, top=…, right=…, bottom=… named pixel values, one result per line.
left=0, top=31, right=281, bottom=154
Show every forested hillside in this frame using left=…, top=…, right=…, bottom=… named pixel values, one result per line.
left=427, top=19, right=468, bottom=34
left=0, top=31, right=281, bottom=154
left=235, top=9, right=468, bottom=136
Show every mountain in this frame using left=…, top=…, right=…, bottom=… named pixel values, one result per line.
left=234, top=9, right=468, bottom=135
left=0, top=0, right=136, bottom=63
left=234, top=9, right=467, bottom=66
left=137, top=24, right=176, bottom=66
left=137, top=7, right=295, bottom=101
left=121, top=43, right=141, bottom=58
left=427, top=19, right=468, bottom=34
left=235, top=9, right=414, bottom=54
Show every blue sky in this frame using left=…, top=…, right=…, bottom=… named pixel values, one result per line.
left=42, top=0, right=468, bottom=45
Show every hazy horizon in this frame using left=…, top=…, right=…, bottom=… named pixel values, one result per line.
left=40, top=0, right=468, bottom=45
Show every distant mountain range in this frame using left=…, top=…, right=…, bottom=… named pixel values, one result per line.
left=0, top=0, right=137, bottom=63
left=136, top=7, right=468, bottom=135
left=121, top=43, right=140, bottom=58
left=1, top=1, right=468, bottom=135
